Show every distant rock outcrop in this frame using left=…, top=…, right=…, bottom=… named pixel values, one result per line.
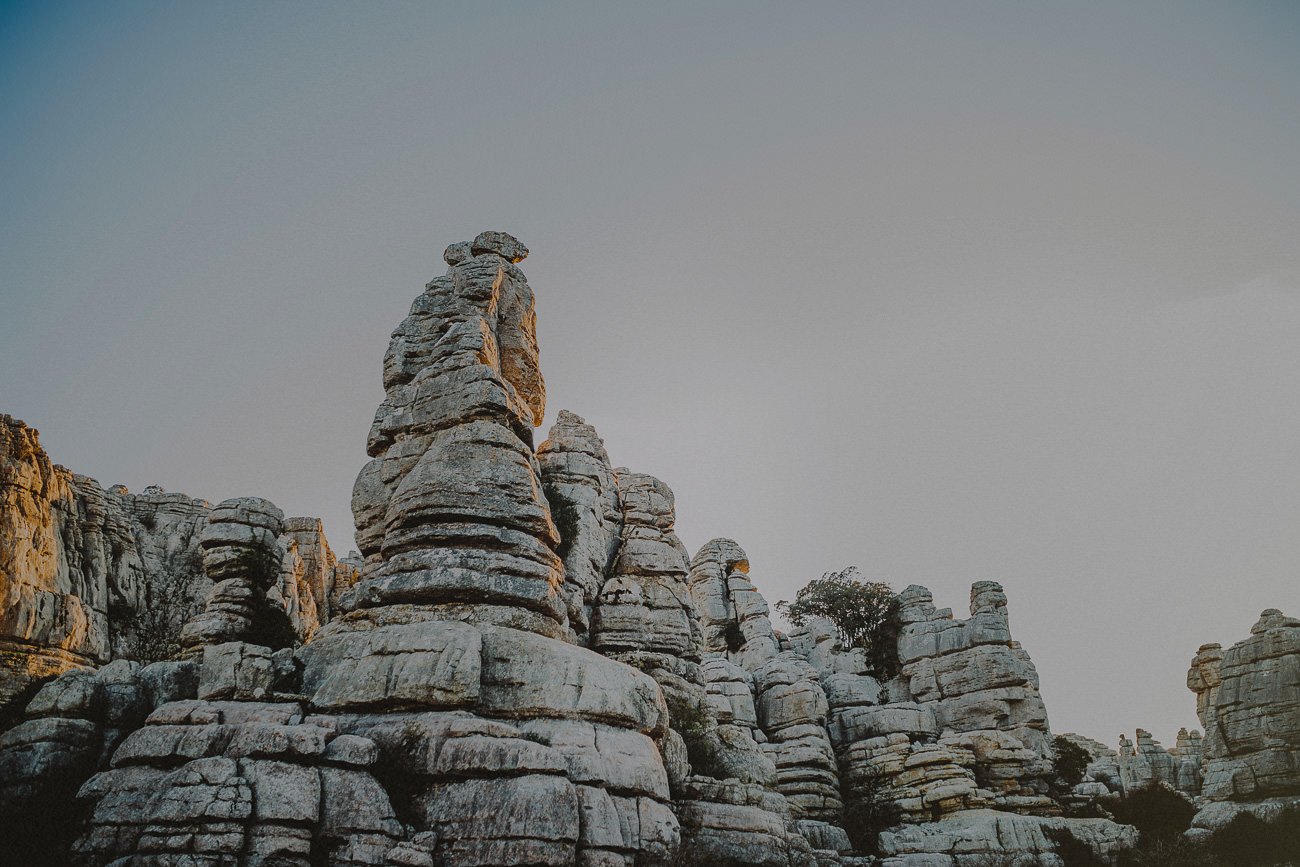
left=1187, top=608, right=1300, bottom=834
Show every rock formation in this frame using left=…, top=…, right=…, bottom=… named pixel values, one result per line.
left=1, top=415, right=212, bottom=707
left=1186, top=608, right=1300, bottom=834
left=1117, top=727, right=1202, bottom=797
left=0, top=233, right=1178, bottom=865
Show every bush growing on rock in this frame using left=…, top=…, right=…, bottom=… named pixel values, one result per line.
left=1207, top=804, right=1300, bottom=866
left=1047, top=827, right=1108, bottom=867
left=117, top=559, right=203, bottom=664
left=842, top=768, right=902, bottom=856
left=777, top=566, right=901, bottom=678
left=1109, top=783, right=1196, bottom=845
left=1051, top=735, right=1092, bottom=789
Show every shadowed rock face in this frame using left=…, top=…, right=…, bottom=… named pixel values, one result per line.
left=537, top=410, right=623, bottom=642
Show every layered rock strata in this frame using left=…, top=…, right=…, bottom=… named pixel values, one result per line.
left=1, top=415, right=212, bottom=706
left=1117, top=727, right=1202, bottom=796
left=0, top=233, right=1156, bottom=866
left=1187, top=608, right=1300, bottom=833
left=535, top=410, right=622, bottom=642
left=0, top=414, right=353, bottom=711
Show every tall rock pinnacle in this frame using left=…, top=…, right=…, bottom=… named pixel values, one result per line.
left=346, top=230, right=566, bottom=636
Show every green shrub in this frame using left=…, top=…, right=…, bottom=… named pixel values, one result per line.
left=843, top=768, right=902, bottom=856
left=1110, top=783, right=1195, bottom=845
left=776, top=567, right=901, bottom=678
left=1209, top=804, right=1300, bottom=866
left=1047, top=827, right=1108, bottom=867
left=548, top=496, right=580, bottom=560
left=1122, top=836, right=1220, bottom=867
left=247, top=601, right=299, bottom=651
left=1052, top=736, right=1092, bottom=789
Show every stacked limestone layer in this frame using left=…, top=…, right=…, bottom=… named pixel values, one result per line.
left=0, top=415, right=354, bottom=712
left=691, top=540, right=853, bottom=853
left=689, top=546, right=1145, bottom=864
left=1187, top=608, right=1300, bottom=833
left=271, top=232, right=701, bottom=866
left=788, top=582, right=1057, bottom=827
left=0, top=234, right=1155, bottom=866
left=1054, top=728, right=1203, bottom=804
left=535, top=410, right=622, bottom=643
left=1117, top=727, right=1202, bottom=797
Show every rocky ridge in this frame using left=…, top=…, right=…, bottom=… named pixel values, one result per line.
left=0, top=232, right=1294, bottom=865
left=0, top=415, right=357, bottom=711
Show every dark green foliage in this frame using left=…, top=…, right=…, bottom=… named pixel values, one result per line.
left=722, top=620, right=743, bottom=653
left=1048, top=827, right=1108, bottom=867
left=369, top=720, right=427, bottom=829
left=667, top=695, right=723, bottom=777
left=1208, top=804, right=1300, bottom=866
left=247, top=601, right=299, bottom=651
left=1110, top=783, right=1196, bottom=845
left=1063, top=797, right=1112, bottom=819
left=518, top=730, right=552, bottom=746
left=548, top=496, right=580, bottom=560
left=236, top=545, right=283, bottom=590
left=1122, top=837, right=1221, bottom=867
left=0, top=673, right=54, bottom=733
left=117, top=563, right=202, bottom=664
left=1051, top=735, right=1093, bottom=799
left=668, top=695, right=712, bottom=742
left=776, top=566, right=901, bottom=678
left=843, top=769, right=902, bottom=856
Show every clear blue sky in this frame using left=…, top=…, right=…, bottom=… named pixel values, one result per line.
left=3, top=1, right=1299, bottom=747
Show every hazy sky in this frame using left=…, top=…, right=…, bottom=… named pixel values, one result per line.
left=3, top=1, right=1299, bottom=748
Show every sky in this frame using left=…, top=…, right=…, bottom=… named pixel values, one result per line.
left=2, top=1, right=1299, bottom=749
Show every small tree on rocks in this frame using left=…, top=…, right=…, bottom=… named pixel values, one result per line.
left=777, top=567, right=901, bottom=679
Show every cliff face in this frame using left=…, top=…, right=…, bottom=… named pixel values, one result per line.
left=20, top=232, right=1300, bottom=865
left=0, top=415, right=209, bottom=706
left=0, top=416, right=354, bottom=710
left=1186, top=608, right=1300, bottom=833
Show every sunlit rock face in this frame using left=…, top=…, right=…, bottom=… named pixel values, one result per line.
left=273, top=233, right=684, bottom=866
left=0, top=415, right=211, bottom=707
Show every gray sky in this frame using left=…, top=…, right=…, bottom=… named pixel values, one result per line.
left=3, top=1, right=1298, bottom=749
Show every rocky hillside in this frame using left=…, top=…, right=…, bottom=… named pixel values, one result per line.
left=0, top=232, right=1295, bottom=866
left=0, top=415, right=359, bottom=711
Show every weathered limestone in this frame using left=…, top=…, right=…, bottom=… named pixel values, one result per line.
left=280, top=516, right=359, bottom=638
left=1187, top=608, right=1300, bottom=831
left=290, top=233, right=690, bottom=866
left=179, top=498, right=290, bottom=651
left=536, top=410, right=623, bottom=642
left=0, top=416, right=210, bottom=705
left=593, top=471, right=700, bottom=660
left=1, top=415, right=349, bottom=711
left=346, top=234, right=559, bottom=632
left=876, top=810, right=1137, bottom=867
left=891, top=582, right=1055, bottom=812
left=0, top=233, right=1175, bottom=865
left=689, top=540, right=845, bottom=845
left=75, top=699, right=406, bottom=866
left=0, top=657, right=200, bottom=862
left=1116, top=727, right=1201, bottom=797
